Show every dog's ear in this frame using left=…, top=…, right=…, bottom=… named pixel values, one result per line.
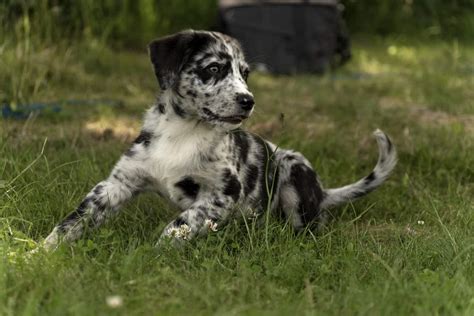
left=148, top=31, right=195, bottom=90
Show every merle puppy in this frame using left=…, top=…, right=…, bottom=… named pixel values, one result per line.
left=43, top=30, right=397, bottom=249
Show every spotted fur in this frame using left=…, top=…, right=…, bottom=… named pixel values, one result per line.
left=43, top=30, right=397, bottom=249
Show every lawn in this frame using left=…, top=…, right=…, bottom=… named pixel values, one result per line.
left=1, top=36, right=473, bottom=315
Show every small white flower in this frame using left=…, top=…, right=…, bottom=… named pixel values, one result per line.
left=167, top=226, right=180, bottom=237
left=178, top=224, right=192, bottom=240
left=417, top=220, right=425, bottom=225
left=205, top=219, right=218, bottom=232
left=106, top=295, right=123, bottom=308
left=167, top=224, right=192, bottom=240
left=248, top=209, right=260, bottom=219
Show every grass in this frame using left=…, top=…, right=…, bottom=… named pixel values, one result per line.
left=1, top=36, right=474, bottom=315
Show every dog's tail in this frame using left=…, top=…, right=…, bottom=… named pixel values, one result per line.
left=320, top=129, right=397, bottom=210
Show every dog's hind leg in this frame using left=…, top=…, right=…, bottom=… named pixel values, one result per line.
left=276, top=152, right=326, bottom=231
left=43, top=158, right=147, bottom=251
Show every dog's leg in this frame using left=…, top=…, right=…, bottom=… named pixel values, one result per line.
left=276, top=152, right=326, bottom=231
left=43, top=158, right=146, bottom=251
left=159, top=193, right=235, bottom=245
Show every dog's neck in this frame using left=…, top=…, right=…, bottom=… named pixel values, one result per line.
left=145, top=91, right=228, bottom=148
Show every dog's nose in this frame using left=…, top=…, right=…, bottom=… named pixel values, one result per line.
left=236, top=94, right=255, bottom=111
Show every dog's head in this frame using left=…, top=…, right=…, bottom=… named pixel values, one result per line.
left=149, top=30, right=253, bottom=129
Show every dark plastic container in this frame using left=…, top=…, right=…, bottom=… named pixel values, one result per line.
left=218, top=0, right=351, bottom=74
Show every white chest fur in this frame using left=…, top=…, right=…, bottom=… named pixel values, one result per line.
left=144, top=116, right=226, bottom=201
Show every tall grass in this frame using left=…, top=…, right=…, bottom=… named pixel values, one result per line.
left=0, top=1, right=218, bottom=106
left=0, top=0, right=218, bottom=48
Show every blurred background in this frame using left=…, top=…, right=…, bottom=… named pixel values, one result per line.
left=1, top=0, right=473, bottom=130
left=2, top=0, right=473, bottom=49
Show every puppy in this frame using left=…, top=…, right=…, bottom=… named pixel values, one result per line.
left=43, top=30, right=397, bottom=249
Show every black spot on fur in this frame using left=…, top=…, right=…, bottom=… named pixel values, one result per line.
left=112, top=172, right=123, bottom=182
left=92, top=197, right=106, bottom=212
left=204, top=93, right=211, bottom=98
left=174, top=217, right=187, bottom=227
left=76, top=198, right=91, bottom=213
left=213, top=199, right=224, bottom=208
left=59, top=197, right=91, bottom=231
left=171, top=101, right=186, bottom=117
left=223, top=169, right=241, bottom=202
left=93, top=184, right=103, bottom=195
left=175, top=176, right=200, bottom=199
left=134, top=130, right=153, bottom=147
left=186, top=90, right=197, bottom=98
left=218, top=51, right=232, bottom=60
left=386, top=134, right=393, bottom=152
left=289, top=164, right=323, bottom=225
left=232, top=131, right=249, bottom=164
left=365, top=171, right=376, bottom=183
left=351, top=190, right=367, bottom=199
left=157, top=103, right=166, bottom=114
left=240, top=67, right=250, bottom=82
left=202, top=107, right=220, bottom=121
left=125, top=130, right=152, bottom=156
left=244, top=164, right=258, bottom=195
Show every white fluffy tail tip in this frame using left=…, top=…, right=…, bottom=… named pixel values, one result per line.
left=373, top=129, right=390, bottom=145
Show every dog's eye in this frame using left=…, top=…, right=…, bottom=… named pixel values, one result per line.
left=206, top=64, right=221, bottom=74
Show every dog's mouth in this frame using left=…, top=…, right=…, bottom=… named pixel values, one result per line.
left=218, top=115, right=248, bottom=124
left=202, top=108, right=249, bottom=124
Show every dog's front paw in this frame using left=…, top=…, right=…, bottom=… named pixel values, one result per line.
left=42, top=227, right=61, bottom=252
left=157, top=222, right=193, bottom=247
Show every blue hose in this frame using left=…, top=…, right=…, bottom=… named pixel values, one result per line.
left=1, top=99, right=123, bottom=119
